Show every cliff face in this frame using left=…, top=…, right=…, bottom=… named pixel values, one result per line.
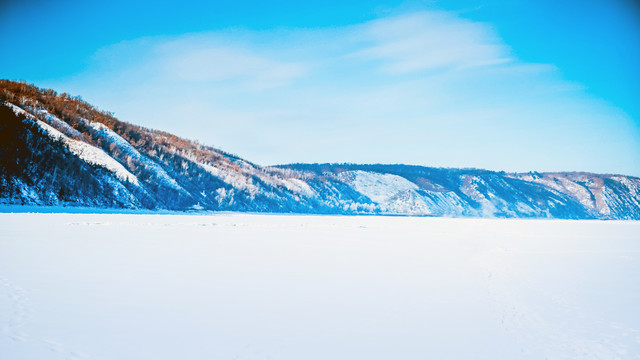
left=1, top=80, right=639, bottom=219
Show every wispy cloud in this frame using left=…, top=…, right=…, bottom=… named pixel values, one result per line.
left=349, top=12, right=512, bottom=74
left=158, top=42, right=307, bottom=89
left=47, top=10, right=640, bottom=175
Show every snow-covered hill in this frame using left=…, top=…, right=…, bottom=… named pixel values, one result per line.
left=1, top=80, right=639, bottom=219
left=286, top=163, right=640, bottom=219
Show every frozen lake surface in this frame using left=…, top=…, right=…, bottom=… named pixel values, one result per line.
left=1, top=213, right=639, bottom=359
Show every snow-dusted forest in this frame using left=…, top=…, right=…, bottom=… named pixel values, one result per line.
left=2, top=80, right=640, bottom=219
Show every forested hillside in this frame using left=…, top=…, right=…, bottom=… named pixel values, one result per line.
left=1, top=80, right=639, bottom=219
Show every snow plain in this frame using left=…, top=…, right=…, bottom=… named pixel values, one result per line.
left=1, top=213, right=639, bottom=360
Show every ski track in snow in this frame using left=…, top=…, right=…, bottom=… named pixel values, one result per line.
left=0, top=276, right=88, bottom=360
left=0, top=276, right=30, bottom=343
left=478, top=249, right=638, bottom=359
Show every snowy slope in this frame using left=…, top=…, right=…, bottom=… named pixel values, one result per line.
left=337, top=170, right=459, bottom=215
left=513, top=172, right=640, bottom=219
left=34, top=108, right=84, bottom=139
left=322, top=166, right=609, bottom=218
left=5, top=102, right=138, bottom=185
left=338, top=170, right=419, bottom=203
left=88, top=121, right=183, bottom=192
left=34, top=114, right=139, bottom=185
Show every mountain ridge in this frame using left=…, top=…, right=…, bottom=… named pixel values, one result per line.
left=1, top=80, right=639, bottom=219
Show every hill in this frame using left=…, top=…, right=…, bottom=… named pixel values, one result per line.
left=1, top=80, right=639, bottom=219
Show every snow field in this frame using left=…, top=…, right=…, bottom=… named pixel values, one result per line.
left=0, top=214, right=639, bottom=360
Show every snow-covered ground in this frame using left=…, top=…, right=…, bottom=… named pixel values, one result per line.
left=0, top=214, right=639, bottom=360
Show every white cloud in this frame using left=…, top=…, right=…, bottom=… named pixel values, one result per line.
left=349, top=12, right=512, bottom=74
left=48, top=10, right=640, bottom=175
left=159, top=44, right=307, bottom=89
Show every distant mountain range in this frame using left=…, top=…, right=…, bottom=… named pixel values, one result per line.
left=1, top=80, right=639, bottom=219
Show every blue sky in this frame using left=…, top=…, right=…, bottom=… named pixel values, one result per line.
left=2, top=0, right=639, bottom=175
